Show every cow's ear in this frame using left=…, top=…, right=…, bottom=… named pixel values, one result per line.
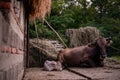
left=106, top=38, right=113, bottom=46
left=88, top=38, right=98, bottom=47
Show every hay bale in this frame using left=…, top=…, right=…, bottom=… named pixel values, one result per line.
left=30, top=39, right=58, bottom=54
left=29, top=39, right=60, bottom=67
left=29, top=39, right=61, bottom=67
left=66, top=27, right=101, bottom=47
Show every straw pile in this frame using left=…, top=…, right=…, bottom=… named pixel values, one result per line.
left=29, top=39, right=58, bottom=67
left=30, top=38, right=58, bottom=55
left=28, top=0, right=52, bottom=20
left=66, top=27, right=101, bottom=47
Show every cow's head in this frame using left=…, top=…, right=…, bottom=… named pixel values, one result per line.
left=88, top=37, right=112, bottom=59
left=96, top=37, right=112, bottom=59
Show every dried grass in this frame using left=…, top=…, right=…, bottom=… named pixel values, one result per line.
left=29, top=38, right=57, bottom=67
left=30, top=38, right=57, bottom=55
left=28, top=0, right=51, bottom=21
left=66, top=27, right=101, bottom=47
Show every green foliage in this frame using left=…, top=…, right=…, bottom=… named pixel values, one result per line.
left=29, top=21, right=57, bottom=39
left=29, top=22, right=36, bottom=38
left=97, top=18, right=120, bottom=56
left=110, top=56, right=120, bottom=61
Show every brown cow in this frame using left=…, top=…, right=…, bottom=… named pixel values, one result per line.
left=57, top=37, right=112, bottom=67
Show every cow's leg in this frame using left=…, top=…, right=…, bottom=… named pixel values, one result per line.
left=87, top=59, right=96, bottom=67
left=57, top=53, right=66, bottom=69
left=57, top=53, right=64, bottom=63
left=98, top=60, right=104, bottom=67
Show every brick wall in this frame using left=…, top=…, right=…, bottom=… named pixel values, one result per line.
left=0, top=1, right=25, bottom=80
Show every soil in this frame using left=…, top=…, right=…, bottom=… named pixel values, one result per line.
left=23, top=58, right=120, bottom=80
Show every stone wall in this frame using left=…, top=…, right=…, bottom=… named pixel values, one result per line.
left=0, top=1, right=25, bottom=80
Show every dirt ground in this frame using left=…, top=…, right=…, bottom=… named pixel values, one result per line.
left=23, top=58, right=120, bottom=80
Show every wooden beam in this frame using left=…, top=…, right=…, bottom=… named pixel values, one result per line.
left=0, top=1, right=11, bottom=9
left=0, top=0, right=11, bottom=2
left=17, top=0, right=22, bottom=1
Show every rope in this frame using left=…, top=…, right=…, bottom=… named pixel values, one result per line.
left=66, top=68, right=92, bottom=80
left=109, top=46, right=120, bottom=51
left=34, top=20, right=39, bottom=43
left=44, top=19, right=68, bottom=48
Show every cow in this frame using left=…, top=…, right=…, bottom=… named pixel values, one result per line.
left=57, top=37, right=112, bottom=67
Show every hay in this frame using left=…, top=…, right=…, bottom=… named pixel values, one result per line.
left=30, top=38, right=58, bottom=55
left=28, top=0, right=52, bottom=20
left=29, top=39, right=58, bottom=67
left=66, top=27, right=101, bottom=47
left=104, top=58, right=120, bottom=69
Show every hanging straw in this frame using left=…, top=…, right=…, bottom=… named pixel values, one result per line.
left=28, top=0, right=52, bottom=21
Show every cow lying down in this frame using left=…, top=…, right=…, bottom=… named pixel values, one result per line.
left=57, top=37, right=112, bottom=67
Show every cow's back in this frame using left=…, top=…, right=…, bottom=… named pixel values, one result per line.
left=60, top=46, right=89, bottom=66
